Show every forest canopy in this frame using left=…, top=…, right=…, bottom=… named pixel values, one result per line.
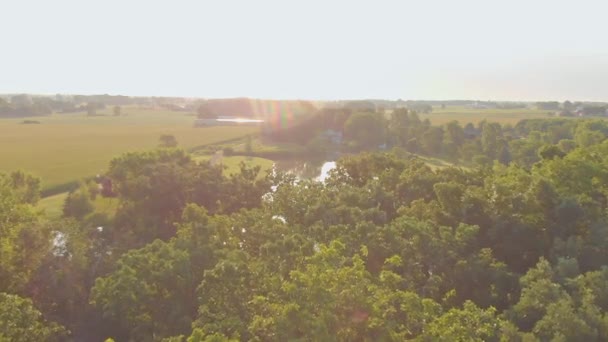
left=4, top=112, right=608, bottom=341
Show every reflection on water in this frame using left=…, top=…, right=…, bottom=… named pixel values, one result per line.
left=316, top=161, right=336, bottom=182
left=273, top=159, right=336, bottom=181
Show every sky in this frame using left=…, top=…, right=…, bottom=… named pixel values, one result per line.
left=2, top=0, right=607, bottom=101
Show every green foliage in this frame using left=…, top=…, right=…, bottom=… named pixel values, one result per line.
left=557, top=138, right=576, bottom=153
left=0, top=172, right=51, bottom=293
left=107, top=149, right=270, bottom=250
left=344, top=112, right=386, bottom=150
left=62, top=182, right=94, bottom=220
left=91, top=240, right=196, bottom=341
left=6, top=170, right=41, bottom=204
left=538, top=144, right=565, bottom=160
left=419, top=301, right=503, bottom=341
left=0, top=292, right=67, bottom=341
left=7, top=112, right=608, bottom=341
left=186, top=329, right=238, bottom=342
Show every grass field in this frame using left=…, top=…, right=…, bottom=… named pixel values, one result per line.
left=0, top=108, right=258, bottom=192
left=418, top=106, right=553, bottom=125
left=36, top=192, right=69, bottom=219
left=36, top=192, right=120, bottom=220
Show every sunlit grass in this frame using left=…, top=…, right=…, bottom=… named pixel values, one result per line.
left=36, top=192, right=68, bottom=219
left=0, top=108, right=258, bottom=191
left=36, top=192, right=120, bottom=219
left=418, top=105, right=553, bottom=125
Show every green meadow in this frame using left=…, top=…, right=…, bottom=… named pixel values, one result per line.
left=36, top=191, right=120, bottom=220
left=0, top=108, right=258, bottom=193
left=419, top=106, right=553, bottom=125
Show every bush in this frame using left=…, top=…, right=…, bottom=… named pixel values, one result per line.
left=63, top=183, right=94, bottom=220
left=472, top=154, right=491, bottom=167
left=223, top=147, right=234, bottom=156
left=87, top=180, right=100, bottom=200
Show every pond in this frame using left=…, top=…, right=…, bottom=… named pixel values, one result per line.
left=273, top=158, right=336, bottom=182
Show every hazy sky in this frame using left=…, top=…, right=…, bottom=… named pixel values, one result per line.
left=2, top=0, right=607, bottom=101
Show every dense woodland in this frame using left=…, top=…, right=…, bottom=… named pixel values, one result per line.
left=6, top=109, right=608, bottom=341
left=0, top=94, right=136, bottom=117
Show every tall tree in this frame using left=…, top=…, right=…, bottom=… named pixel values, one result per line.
left=0, top=292, right=67, bottom=341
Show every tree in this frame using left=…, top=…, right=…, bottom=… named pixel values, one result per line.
left=10, top=94, right=33, bottom=107
left=197, top=104, right=217, bottom=119
left=0, top=292, right=67, bottom=341
left=419, top=301, right=505, bottom=341
left=575, top=127, right=604, bottom=147
left=63, top=183, right=94, bottom=220
left=0, top=173, right=51, bottom=293
left=420, top=126, right=444, bottom=155
left=106, top=149, right=269, bottom=250
left=159, top=134, right=178, bottom=148
left=496, top=139, right=512, bottom=165
left=538, top=145, right=565, bottom=160
left=24, top=217, right=106, bottom=340
left=388, top=108, right=411, bottom=147
left=443, top=121, right=465, bottom=147
left=509, top=258, right=566, bottom=330
left=244, top=135, right=253, bottom=154
left=472, top=154, right=491, bottom=167
left=344, top=112, right=386, bottom=150
left=91, top=240, right=196, bottom=341
left=87, top=103, right=97, bottom=116
left=195, top=251, right=255, bottom=339
left=536, top=101, right=560, bottom=110
left=113, top=106, right=121, bottom=116
left=7, top=170, right=40, bottom=204
left=247, top=240, right=440, bottom=341
left=481, top=122, right=502, bottom=159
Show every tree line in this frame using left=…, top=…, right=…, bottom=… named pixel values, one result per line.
left=264, top=106, right=608, bottom=169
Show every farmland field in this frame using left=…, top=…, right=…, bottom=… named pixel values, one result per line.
left=0, top=107, right=258, bottom=192
left=418, top=106, right=553, bottom=125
